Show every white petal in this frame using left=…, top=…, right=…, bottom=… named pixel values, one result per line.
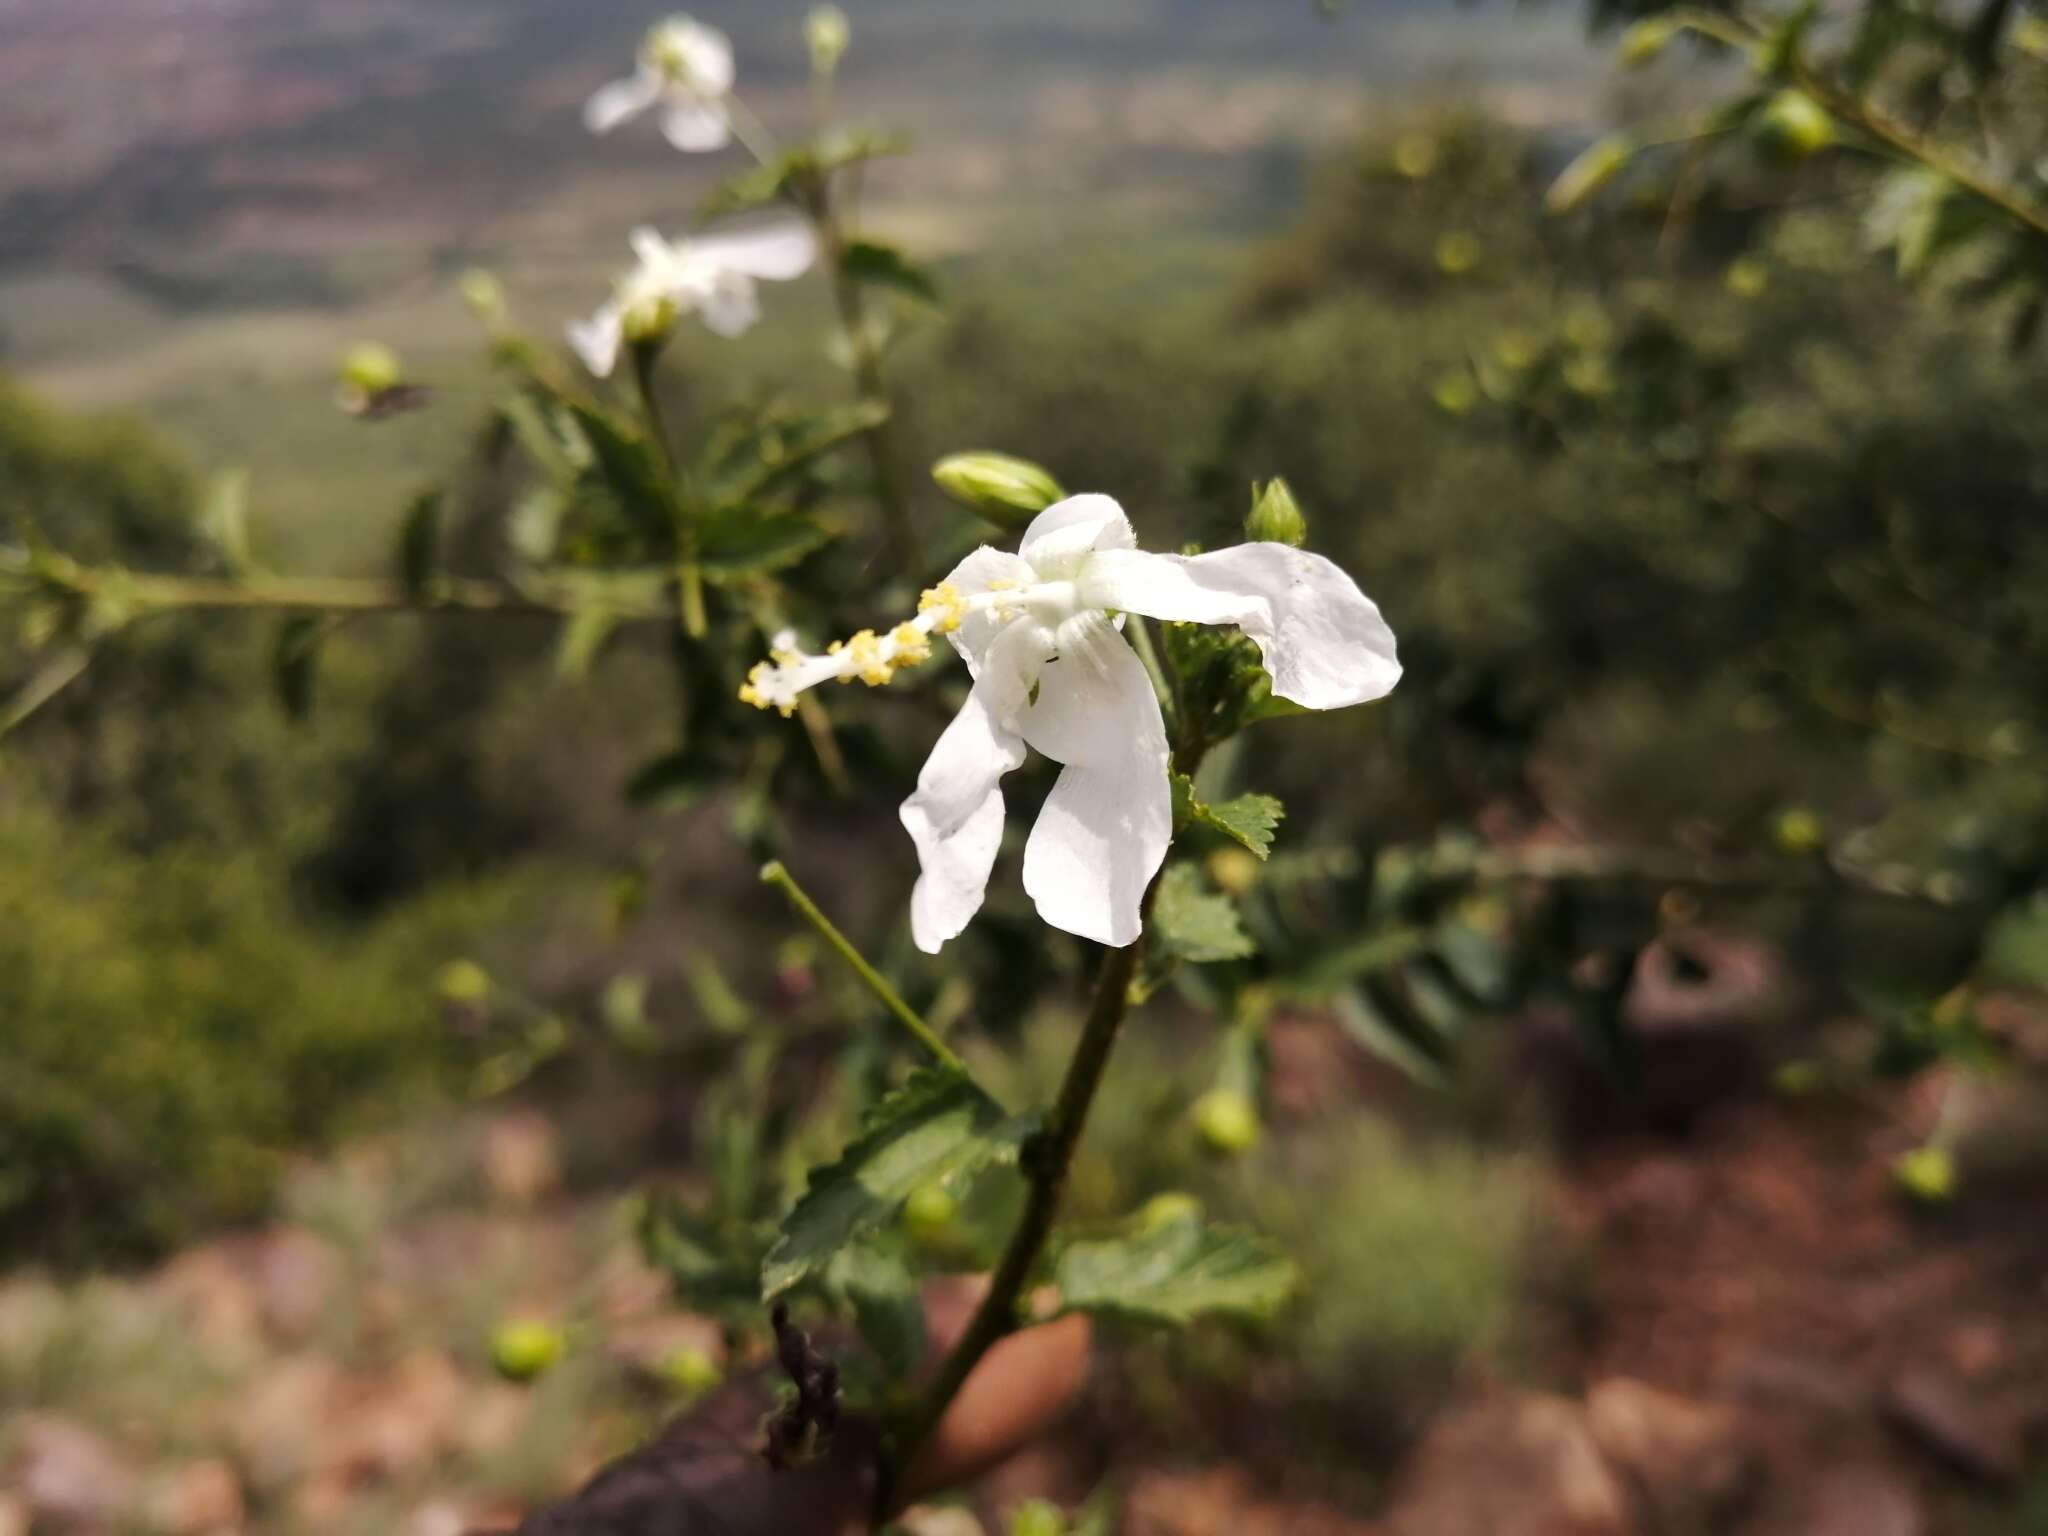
left=678, top=21, right=736, bottom=94
left=936, top=545, right=1038, bottom=672
left=696, top=273, right=760, bottom=337
left=1018, top=613, right=1172, bottom=948
left=1018, top=493, right=1136, bottom=579
left=584, top=72, right=660, bottom=133
left=691, top=220, right=818, bottom=281
left=900, top=618, right=1056, bottom=953
left=566, top=302, right=624, bottom=378
left=1080, top=544, right=1401, bottom=710
left=629, top=225, right=677, bottom=273
left=660, top=98, right=733, bottom=152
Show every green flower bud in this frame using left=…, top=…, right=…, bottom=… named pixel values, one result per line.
left=1545, top=134, right=1635, bottom=215
left=1724, top=257, right=1770, bottom=298
left=460, top=269, right=507, bottom=326
left=1192, top=1089, right=1261, bottom=1156
left=1390, top=130, right=1439, bottom=180
left=1009, top=1500, right=1068, bottom=1536
left=1431, top=371, right=1480, bottom=416
left=1136, top=1191, right=1203, bottom=1232
left=621, top=294, right=680, bottom=346
left=491, top=1320, right=567, bottom=1383
left=662, top=1344, right=724, bottom=1398
left=1772, top=807, right=1825, bottom=856
left=339, top=342, right=403, bottom=399
left=1754, top=90, right=1833, bottom=165
left=1893, top=1146, right=1955, bottom=1205
left=1619, top=16, right=1680, bottom=65
left=1244, top=477, right=1308, bottom=547
left=806, top=5, right=850, bottom=74
left=901, top=1182, right=958, bottom=1244
left=438, top=958, right=492, bottom=1006
left=1433, top=230, right=1482, bottom=275
left=932, top=452, right=1067, bottom=529
left=1207, top=847, right=1261, bottom=898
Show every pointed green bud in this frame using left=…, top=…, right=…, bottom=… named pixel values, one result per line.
left=1245, top=477, right=1308, bottom=547
left=1620, top=16, right=1680, bottom=65
left=1754, top=90, right=1833, bottom=165
left=1545, top=133, right=1635, bottom=215
left=807, top=5, right=850, bottom=74
left=932, top=451, right=1066, bottom=529
left=1009, top=1501, right=1069, bottom=1536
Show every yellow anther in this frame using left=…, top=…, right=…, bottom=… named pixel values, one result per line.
left=843, top=629, right=893, bottom=686
left=890, top=622, right=931, bottom=667
left=918, top=582, right=967, bottom=635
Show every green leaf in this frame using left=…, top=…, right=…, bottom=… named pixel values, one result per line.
left=1152, top=863, right=1256, bottom=964
left=555, top=603, right=621, bottom=679
left=1055, top=1217, right=1297, bottom=1326
left=568, top=403, right=677, bottom=546
left=197, top=468, right=255, bottom=576
left=708, top=400, right=890, bottom=505
left=700, top=130, right=910, bottom=217
left=1330, top=987, right=1450, bottom=1088
left=761, top=1067, right=1034, bottom=1299
left=840, top=239, right=941, bottom=304
left=395, top=489, right=442, bottom=600
left=272, top=615, right=326, bottom=722
left=697, top=508, right=834, bottom=581
left=1172, top=775, right=1284, bottom=860
left=825, top=1241, right=926, bottom=1376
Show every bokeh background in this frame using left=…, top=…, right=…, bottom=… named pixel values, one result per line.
left=4, top=2, right=2048, bottom=1534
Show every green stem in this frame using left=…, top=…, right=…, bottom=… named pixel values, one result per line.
left=628, top=340, right=706, bottom=643
left=1126, top=614, right=1178, bottom=736
left=879, top=911, right=1151, bottom=1516
left=759, top=861, right=964, bottom=1073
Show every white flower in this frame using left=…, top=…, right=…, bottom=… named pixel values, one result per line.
left=739, top=494, right=1401, bottom=953
left=567, top=221, right=817, bottom=377
left=584, top=16, right=736, bottom=152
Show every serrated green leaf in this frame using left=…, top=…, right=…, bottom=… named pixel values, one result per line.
left=1173, top=775, right=1284, bottom=860
left=395, top=489, right=442, bottom=600
left=1055, top=1217, right=1296, bottom=1326
left=568, top=403, right=677, bottom=546
left=1152, top=863, right=1256, bottom=964
left=825, top=1241, right=926, bottom=1376
left=697, top=509, right=833, bottom=580
left=709, top=400, right=890, bottom=505
left=840, top=239, right=940, bottom=304
left=762, top=1068, right=1033, bottom=1298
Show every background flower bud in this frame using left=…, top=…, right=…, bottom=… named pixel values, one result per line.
left=1192, top=1088, right=1261, bottom=1156
left=338, top=341, right=403, bottom=399
left=1245, top=477, right=1308, bottom=547
left=807, top=5, right=850, bottom=74
left=931, top=451, right=1067, bottom=529
left=1753, top=89, right=1834, bottom=165
left=491, top=1319, right=567, bottom=1382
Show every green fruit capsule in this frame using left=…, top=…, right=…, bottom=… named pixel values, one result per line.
left=491, top=1320, right=567, bottom=1383
left=1754, top=90, right=1833, bottom=165
left=901, top=1182, right=958, bottom=1243
left=1192, top=1089, right=1261, bottom=1156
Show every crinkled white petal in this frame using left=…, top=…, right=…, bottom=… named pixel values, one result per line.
left=696, top=272, right=761, bottom=337
left=671, top=20, right=736, bottom=94
left=661, top=98, right=732, bottom=152
left=1018, top=493, right=1136, bottom=579
left=566, top=302, right=625, bottom=378
left=901, top=618, right=1056, bottom=954
left=1018, top=613, right=1172, bottom=948
left=1080, top=543, right=1401, bottom=710
left=693, top=220, right=818, bottom=281
left=935, top=545, right=1038, bottom=672
left=584, top=71, right=661, bottom=133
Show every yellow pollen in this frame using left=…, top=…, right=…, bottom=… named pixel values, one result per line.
left=890, top=622, right=931, bottom=666
left=843, top=629, right=894, bottom=686
left=917, top=582, right=967, bottom=635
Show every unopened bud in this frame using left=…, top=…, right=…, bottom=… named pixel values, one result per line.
left=491, top=1320, right=567, bottom=1382
left=1619, top=16, right=1679, bottom=66
left=621, top=294, right=679, bottom=346
left=1192, top=1089, right=1260, bottom=1156
left=1771, top=806, right=1825, bottom=856
left=1136, top=1191, right=1203, bottom=1232
left=806, top=5, right=850, bottom=74
left=339, top=341, right=403, bottom=399
left=438, top=958, right=492, bottom=1006
left=1245, top=477, right=1308, bottom=547
left=1009, top=1500, right=1069, bottom=1536
left=1753, top=89, right=1833, bottom=165
left=1545, top=133, right=1635, bottom=215
left=662, top=1344, right=724, bottom=1398
left=460, top=268, right=507, bottom=326
left=901, top=1182, right=958, bottom=1244
left=932, top=451, right=1067, bottom=529
left=1893, top=1145, right=1955, bottom=1205
left=1208, top=846, right=1262, bottom=897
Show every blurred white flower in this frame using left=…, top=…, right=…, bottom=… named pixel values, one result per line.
left=567, top=221, right=817, bottom=376
left=740, top=495, right=1401, bottom=951
left=584, top=16, right=736, bottom=152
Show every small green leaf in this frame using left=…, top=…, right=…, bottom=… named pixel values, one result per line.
left=761, top=1068, right=1034, bottom=1299
left=556, top=603, right=621, bottom=679
left=825, top=1241, right=926, bottom=1376
left=1172, top=775, right=1284, bottom=861
left=198, top=468, right=255, bottom=576
left=1152, top=863, right=1256, bottom=964
left=1544, top=133, right=1635, bottom=215
left=1055, top=1217, right=1297, bottom=1326
left=396, top=489, right=442, bottom=600
left=568, top=403, right=677, bottom=545
left=697, top=509, right=833, bottom=580
left=273, top=614, right=326, bottom=722
left=840, top=239, right=941, bottom=304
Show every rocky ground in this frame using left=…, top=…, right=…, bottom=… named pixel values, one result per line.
left=4, top=1029, right=2045, bottom=1536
